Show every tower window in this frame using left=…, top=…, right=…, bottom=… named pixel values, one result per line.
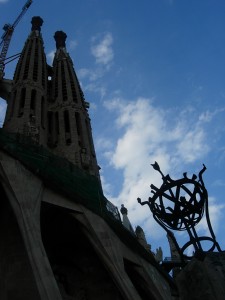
left=75, top=112, right=81, bottom=136
left=30, top=89, right=36, bottom=115
left=64, top=110, right=71, bottom=145
left=41, top=96, right=45, bottom=128
left=18, top=88, right=26, bottom=117
left=47, top=111, right=53, bottom=134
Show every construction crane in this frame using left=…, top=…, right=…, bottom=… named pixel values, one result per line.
left=0, top=0, right=32, bottom=77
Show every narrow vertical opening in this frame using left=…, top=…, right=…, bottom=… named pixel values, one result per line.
left=41, top=96, right=45, bottom=128
left=18, top=88, right=26, bottom=117
left=64, top=110, right=71, bottom=145
left=47, top=111, right=53, bottom=134
left=30, top=89, right=36, bottom=115
left=75, top=112, right=81, bottom=136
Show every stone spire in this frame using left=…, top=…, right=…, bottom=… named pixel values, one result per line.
left=47, top=31, right=100, bottom=179
left=120, top=205, right=135, bottom=234
left=3, top=17, right=48, bottom=146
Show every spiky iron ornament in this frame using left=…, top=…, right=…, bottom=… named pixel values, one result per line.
left=137, top=162, right=221, bottom=261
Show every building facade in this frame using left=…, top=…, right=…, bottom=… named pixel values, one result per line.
left=0, top=17, right=177, bottom=300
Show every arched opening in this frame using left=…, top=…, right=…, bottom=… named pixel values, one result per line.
left=40, top=203, right=123, bottom=300
left=0, top=183, right=40, bottom=300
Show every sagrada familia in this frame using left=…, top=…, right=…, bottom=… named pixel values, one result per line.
left=0, top=16, right=225, bottom=300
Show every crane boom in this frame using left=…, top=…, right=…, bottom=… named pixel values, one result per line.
left=0, top=0, right=32, bottom=75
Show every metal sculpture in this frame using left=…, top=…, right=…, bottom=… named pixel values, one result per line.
left=137, top=162, right=222, bottom=261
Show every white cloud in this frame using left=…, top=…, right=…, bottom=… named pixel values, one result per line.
left=91, top=33, right=114, bottom=66
left=176, top=127, right=209, bottom=163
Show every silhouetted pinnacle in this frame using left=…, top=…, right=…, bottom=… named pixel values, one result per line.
left=54, top=31, right=67, bottom=49
left=31, top=16, right=43, bottom=32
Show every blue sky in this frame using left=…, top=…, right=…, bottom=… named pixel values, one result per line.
left=1, top=0, right=225, bottom=258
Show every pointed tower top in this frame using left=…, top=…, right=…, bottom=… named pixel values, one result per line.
left=31, top=16, right=43, bottom=31
left=54, top=31, right=67, bottom=49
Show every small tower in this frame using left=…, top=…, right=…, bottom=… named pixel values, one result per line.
left=135, top=225, right=152, bottom=252
left=3, top=17, right=48, bottom=145
left=48, top=31, right=100, bottom=178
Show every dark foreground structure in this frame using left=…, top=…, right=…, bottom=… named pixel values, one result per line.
left=0, top=16, right=224, bottom=300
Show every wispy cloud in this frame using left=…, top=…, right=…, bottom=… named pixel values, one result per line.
left=91, top=33, right=114, bottom=66
left=78, top=67, right=104, bottom=82
left=0, top=0, right=9, bottom=3
left=68, top=40, right=78, bottom=51
left=46, top=50, right=55, bottom=64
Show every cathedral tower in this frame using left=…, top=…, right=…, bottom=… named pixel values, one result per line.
left=3, top=17, right=48, bottom=145
left=48, top=31, right=100, bottom=178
